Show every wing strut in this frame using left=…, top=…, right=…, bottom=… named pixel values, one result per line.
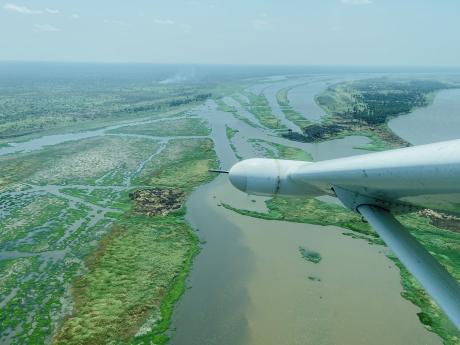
left=358, top=205, right=460, bottom=329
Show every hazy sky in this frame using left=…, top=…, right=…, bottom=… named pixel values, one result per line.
left=1, top=0, right=459, bottom=66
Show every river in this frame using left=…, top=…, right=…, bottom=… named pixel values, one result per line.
left=0, top=74, right=447, bottom=344
left=170, top=77, right=442, bottom=344
left=388, top=88, right=460, bottom=145
left=287, top=81, right=328, bottom=121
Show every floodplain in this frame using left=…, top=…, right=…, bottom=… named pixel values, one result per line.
left=1, top=64, right=460, bottom=345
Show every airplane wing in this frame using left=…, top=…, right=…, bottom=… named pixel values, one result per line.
left=359, top=205, right=460, bottom=329
left=228, top=139, right=460, bottom=330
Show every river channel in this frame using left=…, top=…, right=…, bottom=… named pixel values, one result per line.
left=0, top=74, right=447, bottom=344
left=170, top=77, right=442, bottom=344
left=388, top=88, right=460, bottom=145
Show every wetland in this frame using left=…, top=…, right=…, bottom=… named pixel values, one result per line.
left=1, top=64, right=460, bottom=345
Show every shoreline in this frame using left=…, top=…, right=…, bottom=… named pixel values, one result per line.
left=2, top=71, right=459, bottom=344
left=280, top=79, right=455, bottom=151
left=222, top=197, right=460, bottom=343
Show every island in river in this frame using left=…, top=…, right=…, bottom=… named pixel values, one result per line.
left=0, top=63, right=460, bottom=345
left=284, top=77, right=460, bottom=151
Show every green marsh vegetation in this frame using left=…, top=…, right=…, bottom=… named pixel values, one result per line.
left=305, top=78, right=450, bottom=150
left=0, top=78, right=212, bottom=142
left=0, top=136, right=160, bottom=189
left=248, top=139, right=312, bottom=161
left=244, top=92, right=287, bottom=131
left=2, top=69, right=460, bottom=345
left=0, top=109, right=218, bottom=344
left=216, top=98, right=237, bottom=113
left=60, top=187, right=132, bottom=211
left=53, top=212, right=200, bottom=345
left=317, top=79, right=446, bottom=125
left=299, top=247, right=321, bottom=264
left=279, top=78, right=455, bottom=151
left=225, top=125, right=242, bottom=160
left=135, top=138, right=218, bottom=190
left=225, top=125, right=239, bottom=140
left=216, top=97, right=261, bottom=129
left=276, top=87, right=311, bottom=129
left=53, top=138, right=218, bottom=345
left=108, top=117, right=211, bottom=137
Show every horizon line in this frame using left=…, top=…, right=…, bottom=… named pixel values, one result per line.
left=1, top=59, right=460, bottom=70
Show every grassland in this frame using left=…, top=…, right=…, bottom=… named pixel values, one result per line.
left=248, top=139, right=313, bottom=161
left=53, top=213, right=199, bottom=345
left=52, top=138, right=217, bottom=345
left=0, top=78, right=212, bottom=142
left=216, top=98, right=237, bottom=113
left=276, top=87, right=311, bottom=129
left=244, top=92, right=287, bottom=131
left=216, top=98, right=261, bottom=129
left=135, top=138, right=217, bottom=189
left=0, top=136, right=162, bottom=189
left=3, top=69, right=460, bottom=345
left=60, top=187, right=132, bottom=211
left=0, top=117, right=218, bottom=345
left=225, top=125, right=243, bottom=160
left=108, top=117, right=211, bottom=137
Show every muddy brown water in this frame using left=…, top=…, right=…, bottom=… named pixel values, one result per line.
left=0, top=75, right=447, bottom=344
left=170, top=93, right=442, bottom=344
left=171, top=174, right=441, bottom=345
